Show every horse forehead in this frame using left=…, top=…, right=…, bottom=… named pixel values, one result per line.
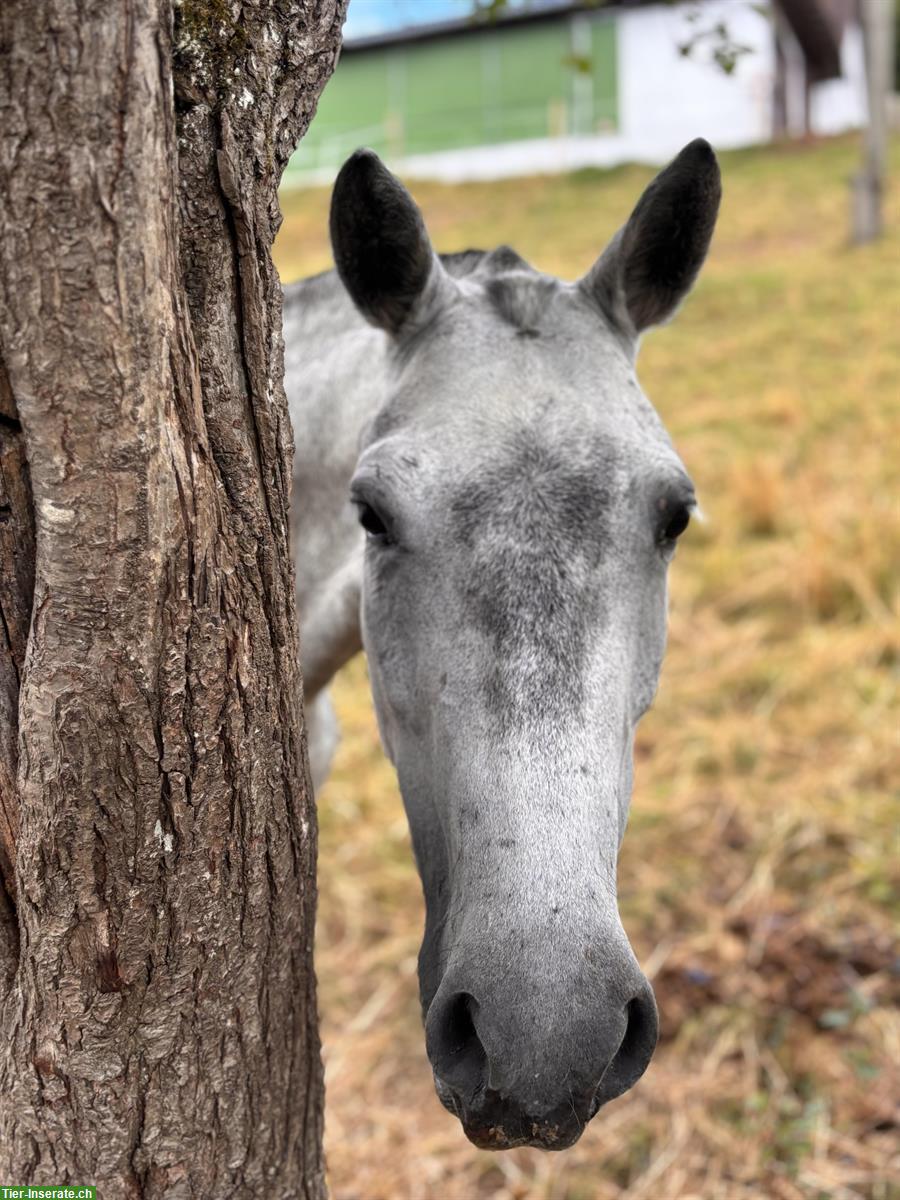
left=377, top=272, right=642, bottom=439
left=449, top=429, right=620, bottom=550
left=444, top=430, right=620, bottom=729
left=461, top=268, right=610, bottom=351
left=374, top=267, right=674, bottom=463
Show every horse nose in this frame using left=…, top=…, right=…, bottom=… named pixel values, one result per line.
left=590, top=982, right=658, bottom=1108
left=426, top=991, right=488, bottom=1100
left=425, top=975, right=658, bottom=1149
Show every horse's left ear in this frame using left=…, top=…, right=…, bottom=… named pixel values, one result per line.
left=330, top=148, right=455, bottom=336
left=581, top=138, right=721, bottom=337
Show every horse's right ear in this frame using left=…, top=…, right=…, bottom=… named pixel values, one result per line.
left=330, top=149, right=453, bottom=336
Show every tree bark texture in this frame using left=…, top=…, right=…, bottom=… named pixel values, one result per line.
left=0, top=1, right=346, bottom=1195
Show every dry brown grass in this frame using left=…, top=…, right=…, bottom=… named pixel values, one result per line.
left=275, top=134, right=900, bottom=1200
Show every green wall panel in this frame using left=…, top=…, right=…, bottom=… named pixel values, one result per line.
left=289, top=14, right=618, bottom=175
left=592, top=18, right=618, bottom=130
left=493, top=24, right=572, bottom=140
left=404, top=38, right=487, bottom=152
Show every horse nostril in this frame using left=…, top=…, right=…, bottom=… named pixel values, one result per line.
left=426, top=991, right=488, bottom=1101
left=594, top=982, right=659, bottom=1108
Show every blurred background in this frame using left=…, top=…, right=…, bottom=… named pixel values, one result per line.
left=274, top=2, right=899, bottom=1197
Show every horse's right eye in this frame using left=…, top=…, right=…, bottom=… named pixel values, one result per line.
left=355, top=501, right=391, bottom=542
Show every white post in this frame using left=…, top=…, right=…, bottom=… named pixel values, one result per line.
left=851, top=0, right=894, bottom=243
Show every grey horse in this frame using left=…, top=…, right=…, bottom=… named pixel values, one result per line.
left=284, top=140, right=721, bottom=1150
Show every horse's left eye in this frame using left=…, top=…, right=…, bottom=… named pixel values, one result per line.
left=355, top=501, right=392, bottom=543
left=660, top=504, right=691, bottom=543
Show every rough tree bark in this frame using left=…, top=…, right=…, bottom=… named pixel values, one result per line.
left=0, top=1, right=346, bottom=1195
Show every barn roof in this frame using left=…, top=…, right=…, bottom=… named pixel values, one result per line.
left=343, top=1, right=673, bottom=53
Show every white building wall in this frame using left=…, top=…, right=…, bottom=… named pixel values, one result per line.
left=617, top=0, right=775, bottom=159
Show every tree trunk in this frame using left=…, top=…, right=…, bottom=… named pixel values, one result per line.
left=0, top=1, right=346, bottom=1195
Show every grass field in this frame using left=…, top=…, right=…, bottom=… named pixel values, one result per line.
left=274, top=134, right=900, bottom=1200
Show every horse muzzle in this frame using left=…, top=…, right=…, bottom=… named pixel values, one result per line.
left=425, top=971, right=658, bottom=1151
